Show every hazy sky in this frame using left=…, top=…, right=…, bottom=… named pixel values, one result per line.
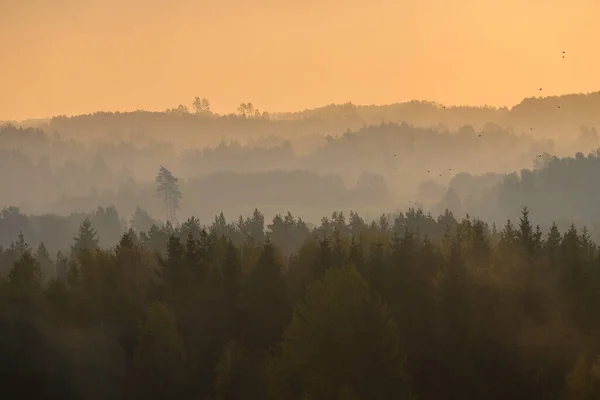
left=1, top=0, right=599, bottom=120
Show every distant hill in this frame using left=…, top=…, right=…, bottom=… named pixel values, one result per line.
left=13, top=90, right=600, bottom=144
left=274, top=91, right=600, bottom=139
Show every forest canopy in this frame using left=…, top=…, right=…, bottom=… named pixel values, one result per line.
left=3, top=91, right=600, bottom=399
left=1, top=206, right=600, bottom=399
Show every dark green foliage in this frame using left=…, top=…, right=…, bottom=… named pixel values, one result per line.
left=35, top=242, right=54, bottom=280
left=313, top=236, right=332, bottom=280
left=132, top=302, right=187, bottom=399
left=1, top=207, right=600, bottom=399
left=72, top=218, right=99, bottom=256
left=240, top=240, right=291, bottom=353
left=266, top=266, right=412, bottom=400
left=212, top=340, right=265, bottom=400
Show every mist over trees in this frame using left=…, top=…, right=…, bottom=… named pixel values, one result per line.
left=1, top=205, right=600, bottom=398
left=2, top=91, right=600, bottom=236
left=2, top=92, right=600, bottom=398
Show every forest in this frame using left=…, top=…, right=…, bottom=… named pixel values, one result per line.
left=3, top=92, right=600, bottom=399
left=2, top=92, right=600, bottom=227
left=2, top=205, right=600, bottom=399
left=6, top=0, right=600, bottom=396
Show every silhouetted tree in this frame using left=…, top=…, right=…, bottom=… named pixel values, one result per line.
left=156, top=166, right=182, bottom=224
left=192, top=97, right=211, bottom=114
left=71, top=218, right=99, bottom=255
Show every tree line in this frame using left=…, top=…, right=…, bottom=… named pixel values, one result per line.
left=1, top=206, right=600, bottom=399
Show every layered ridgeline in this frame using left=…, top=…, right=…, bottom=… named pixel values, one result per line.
left=1, top=206, right=600, bottom=399
left=12, top=91, right=600, bottom=143
left=2, top=126, right=600, bottom=240
left=2, top=90, right=600, bottom=244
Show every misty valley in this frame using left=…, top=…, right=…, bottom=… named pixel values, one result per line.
left=2, top=94, right=600, bottom=399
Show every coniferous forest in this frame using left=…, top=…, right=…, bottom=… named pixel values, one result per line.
left=3, top=93, right=600, bottom=399
left=2, top=204, right=600, bottom=399
left=5, top=1, right=600, bottom=397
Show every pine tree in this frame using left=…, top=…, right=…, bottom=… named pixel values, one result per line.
left=11, top=231, right=30, bottom=254
left=222, top=239, right=242, bottom=341
left=545, top=222, right=562, bottom=254
left=8, top=252, right=44, bottom=315
left=468, top=219, right=491, bottom=268
left=562, top=224, right=581, bottom=270
left=241, top=240, right=290, bottom=352
left=533, top=224, right=544, bottom=250
left=35, top=242, right=54, bottom=280
left=246, top=209, right=265, bottom=243
left=155, top=166, right=182, bottom=224
left=159, top=234, right=186, bottom=299
left=579, top=226, right=596, bottom=263
left=116, top=228, right=138, bottom=254
left=71, top=218, right=99, bottom=255
left=55, top=250, right=68, bottom=280
left=133, top=302, right=187, bottom=399
left=517, top=207, right=535, bottom=257
left=332, top=233, right=347, bottom=270
left=348, top=235, right=365, bottom=271
left=501, top=219, right=516, bottom=244
left=367, top=239, right=385, bottom=294
left=266, top=266, right=412, bottom=400
left=313, top=236, right=332, bottom=280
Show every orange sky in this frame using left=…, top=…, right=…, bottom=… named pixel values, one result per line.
left=1, top=0, right=599, bottom=120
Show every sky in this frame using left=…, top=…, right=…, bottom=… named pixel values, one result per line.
left=1, top=0, right=599, bottom=120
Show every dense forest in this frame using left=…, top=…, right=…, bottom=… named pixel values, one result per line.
left=3, top=92, right=600, bottom=399
left=5, top=0, right=600, bottom=395
left=2, top=206, right=600, bottom=399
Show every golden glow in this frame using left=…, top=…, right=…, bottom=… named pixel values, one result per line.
left=1, top=0, right=599, bottom=120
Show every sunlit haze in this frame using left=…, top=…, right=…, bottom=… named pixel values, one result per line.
left=2, top=0, right=599, bottom=120
left=5, top=3, right=600, bottom=398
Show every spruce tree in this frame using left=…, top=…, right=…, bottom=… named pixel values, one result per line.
left=71, top=218, right=99, bottom=255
